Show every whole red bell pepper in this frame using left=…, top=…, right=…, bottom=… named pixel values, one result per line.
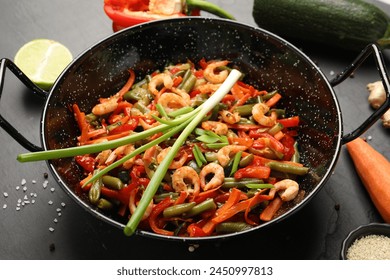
left=104, top=0, right=235, bottom=31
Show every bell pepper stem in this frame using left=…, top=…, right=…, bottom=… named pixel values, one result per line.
left=187, top=0, right=235, bottom=20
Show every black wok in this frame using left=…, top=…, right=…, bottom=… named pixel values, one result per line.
left=1, top=18, right=389, bottom=241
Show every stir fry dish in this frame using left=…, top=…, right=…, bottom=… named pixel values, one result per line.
left=70, top=59, right=309, bottom=237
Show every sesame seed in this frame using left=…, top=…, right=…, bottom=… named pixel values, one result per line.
left=16, top=207, right=20, bottom=211
left=3, top=204, right=7, bottom=209
left=48, top=200, right=53, bottom=205
left=15, top=186, right=20, bottom=191
left=3, top=192, right=8, bottom=198
left=21, top=179, right=26, bottom=186
left=43, top=180, right=48, bottom=189
left=56, top=208, right=61, bottom=212
left=54, top=218, right=58, bottom=223
left=347, top=234, right=390, bottom=260
left=22, top=186, right=27, bottom=192
left=50, top=188, right=55, bottom=192
left=49, top=227, right=55, bottom=232
left=61, top=202, right=66, bottom=207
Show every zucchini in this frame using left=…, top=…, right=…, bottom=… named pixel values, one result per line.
left=252, top=0, right=390, bottom=51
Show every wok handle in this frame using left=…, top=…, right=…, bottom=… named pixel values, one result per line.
left=330, top=43, right=390, bottom=145
left=0, top=58, right=46, bottom=151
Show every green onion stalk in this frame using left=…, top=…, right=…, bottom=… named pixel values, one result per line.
left=16, top=69, right=242, bottom=237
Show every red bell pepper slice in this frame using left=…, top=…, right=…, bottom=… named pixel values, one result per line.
left=234, top=165, right=271, bottom=180
left=149, top=197, right=174, bottom=236
left=75, top=155, right=95, bottom=173
left=277, top=116, right=300, bottom=128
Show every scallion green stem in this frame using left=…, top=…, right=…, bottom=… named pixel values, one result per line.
left=123, top=69, right=242, bottom=236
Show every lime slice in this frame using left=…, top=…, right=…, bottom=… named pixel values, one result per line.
left=14, top=39, right=73, bottom=91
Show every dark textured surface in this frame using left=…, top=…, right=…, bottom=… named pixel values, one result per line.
left=0, top=0, right=389, bottom=260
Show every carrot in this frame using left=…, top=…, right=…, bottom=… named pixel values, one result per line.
left=259, top=196, right=283, bottom=222
left=346, top=137, right=390, bottom=223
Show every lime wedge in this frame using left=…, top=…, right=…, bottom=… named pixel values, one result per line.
left=14, top=39, right=73, bottom=91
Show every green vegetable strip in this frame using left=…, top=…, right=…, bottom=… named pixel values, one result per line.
left=123, top=69, right=242, bottom=236
left=16, top=122, right=173, bottom=162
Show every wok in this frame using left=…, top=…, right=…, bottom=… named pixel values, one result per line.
left=1, top=18, right=389, bottom=241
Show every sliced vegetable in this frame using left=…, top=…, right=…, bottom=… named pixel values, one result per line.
left=104, top=0, right=235, bottom=31
left=253, top=0, right=390, bottom=51
left=346, top=137, right=390, bottom=223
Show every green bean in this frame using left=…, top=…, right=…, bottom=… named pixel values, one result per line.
left=134, top=101, right=150, bottom=114
left=97, top=198, right=113, bottom=210
left=123, top=87, right=149, bottom=102
left=267, top=122, right=284, bottom=136
left=163, top=202, right=196, bottom=218
left=222, top=177, right=264, bottom=188
left=89, top=171, right=102, bottom=205
left=266, top=161, right=309, bottom=175
left=262, top=90, right=278, bottom=101
left=234, top=104, right=254, bottom=116
left=291, top=141, right=300, bottom=163
left=85, top=113, right=98, bottom=123
left=239, top=154, right=254, bottom=167
left=102, top=175, right=124, bottom=190
left=215, top=222, right=253, bottom=233
left=182, top=198, right=216, bottom=218
left=269, top=108, right=286, bottom=118
left=180, top=74, right=197, bottom=93
left=154, top=192, right=179, bottom=203
left=245, top=183, right=274, bottom=189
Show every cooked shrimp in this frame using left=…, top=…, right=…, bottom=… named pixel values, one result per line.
left=199, top=162, right=225, bottom=191
left=92, top=96, right=119, bottom=116
left=220, top=110, right=241, bottom=124
left=269, top=179, right=299, bottom=201
left=203, top=60, right=229, bottom=84
left=157, top=147, right=188, bottom=169
left=148, top=73, right=173, bottom=95
left=201, top=121, right=228, bottom=135
left=171, top=87, right=191, bottom=105
left=122, top=144, right=136, bottom=169
left=95, top=149, right=112, bottom=166
left=252, top=102, right=276, bottom=127
left=157, top=92, right=189, bottom=113
left=217, top=145, right=248, bottom=167
left=104, top=144, right=134, bottom=166
left=171, top=166, right=200, bottom=196
left=195, top=83, right=222, bottom=94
